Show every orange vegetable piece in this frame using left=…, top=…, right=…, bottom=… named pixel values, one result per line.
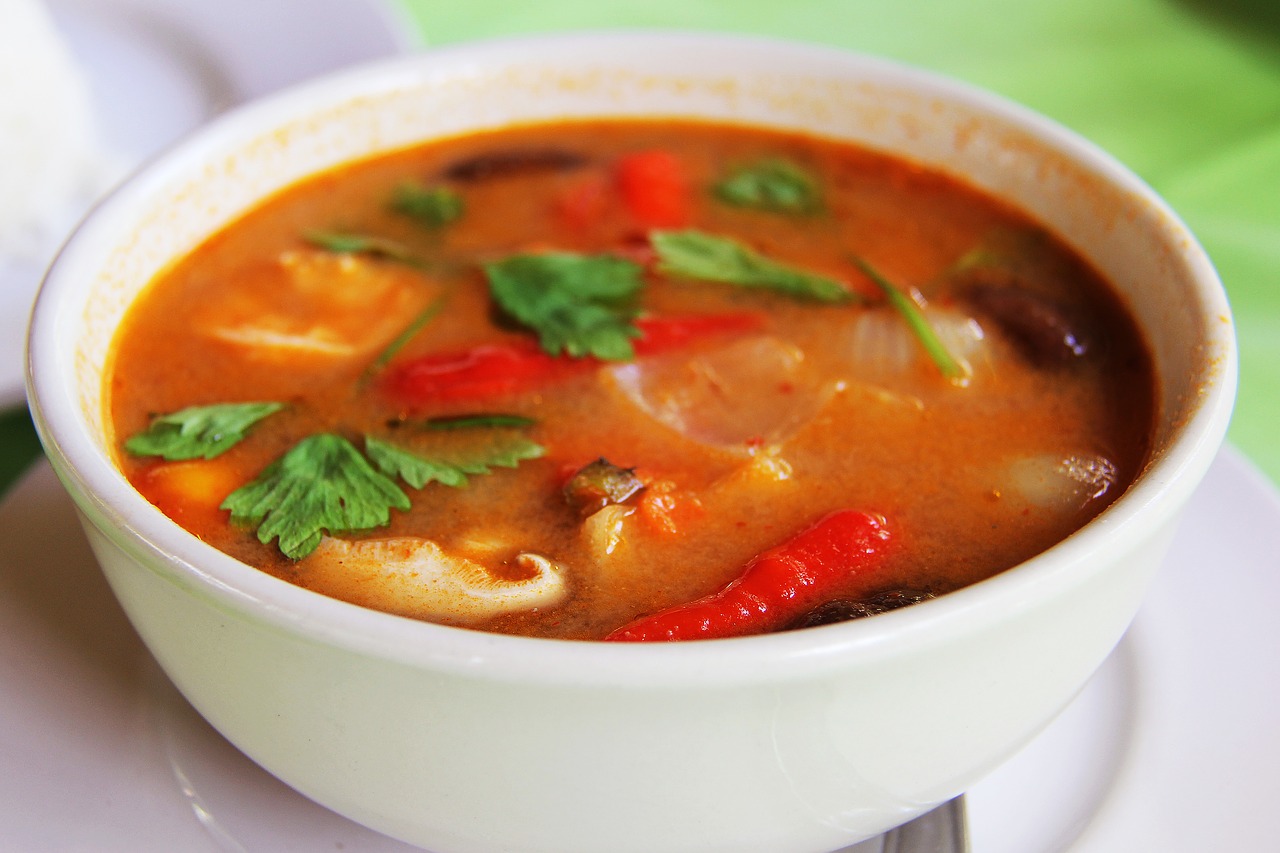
left=635, top=481, right=705, bottom=536
left=616, top=149, right=691, bottom=229
left=137, top=460, right=243, bottom=529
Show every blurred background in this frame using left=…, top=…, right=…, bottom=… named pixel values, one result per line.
left=3, top=0, right=1278, bottom=494
left=395, top=0, right=1280, bottom=479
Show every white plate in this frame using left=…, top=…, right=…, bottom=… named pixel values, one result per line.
left=0, top=0, right=418, bottom=409
left=0, top=444, right=1276, bottom=851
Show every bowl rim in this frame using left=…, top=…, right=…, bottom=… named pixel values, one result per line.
left=25, top=30, right=1237, bottom=688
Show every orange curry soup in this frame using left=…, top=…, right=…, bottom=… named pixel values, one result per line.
left=107, top=119, right=1154, bottom=641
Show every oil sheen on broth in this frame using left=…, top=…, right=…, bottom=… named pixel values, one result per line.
left=107, top=119, right=1155, bottom=641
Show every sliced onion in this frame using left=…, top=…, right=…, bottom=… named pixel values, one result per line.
left=606, top=335, right=834, bottom=452
left=840, top=306, right=988, bottom=382
left=206, top=325, right=357, bottom=355
left=581, top=504, right=637, bottom=562
left=1003, top=452, right=1120, bottom=513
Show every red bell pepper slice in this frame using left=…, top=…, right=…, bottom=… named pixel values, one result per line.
left=604, top=509, right=894, bottom=641
left=386, top=311, right=766, bottom=405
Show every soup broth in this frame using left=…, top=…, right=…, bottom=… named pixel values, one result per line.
left=107, top=119, right=1154, bottom=640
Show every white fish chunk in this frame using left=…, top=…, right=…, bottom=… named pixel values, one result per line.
left=201, top=250, right=424, bottom=361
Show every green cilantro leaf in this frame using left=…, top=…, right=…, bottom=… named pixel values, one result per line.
left=366, top=437, right=469, bottom=488
left=390, top=182, right=465, bottom=228
left=651, top=230, right=856, bottom=304
left=484, top=252, right=643, bottom=360
left=124, top=402, right=284, bottom=461
left=221, top=433, right=410, bottom=559
left=714, top=159, right=822, bottom=214
left=304, top=230, right=423, bottom=267
left=366, top=434, right=545, bottom=490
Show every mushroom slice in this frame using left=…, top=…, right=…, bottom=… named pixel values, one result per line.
left=301, top=536, right=567, bottom=623
left=960, top=283, right=1090, bottom=368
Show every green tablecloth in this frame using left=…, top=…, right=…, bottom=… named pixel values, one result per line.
left=399, top=0, right=1280, bottom=478
left=5, top=0, right=1278, bottom=494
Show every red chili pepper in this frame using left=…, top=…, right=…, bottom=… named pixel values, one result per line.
left=603, top=509, right=894, bottom=641
left=386, top=312, right=766, bottom=405
left=616, top=149, right=691, bottom=229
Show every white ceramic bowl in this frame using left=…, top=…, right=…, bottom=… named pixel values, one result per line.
left=26, top=32, right=1235, bottom=853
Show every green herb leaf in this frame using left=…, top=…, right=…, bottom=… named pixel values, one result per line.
left=366, top=434, right=545, bottom=490
left=651, top=229, right=855, bottom=304
left=928, top=227, right=1058, bottom=296
left=850, top=255, right=969, bottom=384
left=484, top=252, right=643, bottom=360
left=221, top=433, right=410, bottom=559
left=714, top=159, right=821, bottom=214
left=304, top=230, right=422, bottom=267
left=390, top=182, right=465, bottom=228
left=362, top=287, right=452, bottom=379
left=423, top=413, right=537, bottom=430
left=365, top=437, right=468, bottom=488
left=953, top=227, right=1054, bottom=273
left=124, top=402, right=284, bottom=461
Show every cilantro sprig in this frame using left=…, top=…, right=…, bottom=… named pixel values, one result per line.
left=124, top=402, right=284, bottom=461
left=484, top=252, right=643, bottom=360
left=220, top=418, right=544, bottom=559
left=651, top=230, right=855, bottom=304
left=366, top=434, right=545, bottom=489
left=714, top=158, right=822, bottom=214
left=221, top=433, right=410, bottom=559
left=390, top=182, right=465, bottom=228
